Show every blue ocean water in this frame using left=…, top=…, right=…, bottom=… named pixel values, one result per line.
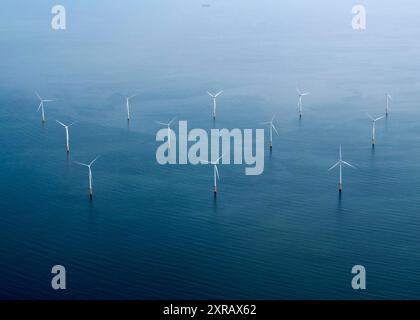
left=1, top=0, right=420, bottom=299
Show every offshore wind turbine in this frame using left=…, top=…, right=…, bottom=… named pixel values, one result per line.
left=296, top=87, right=309, bottom=118
left=200, top=155, right=224, bottom=194
left=207, top=91, right=223, bottom=120
left=367, top=113, right=385, bottom=146
left=156, top=117, right=176, bottom=149
left=328, top=145, right=356, bottom=192
left=74, top=156, right=100, bottom=198
left=56, top=120, right=76, bottom=153
left=35, top=92, right=54, bottom=122
left=124, top=94, right=138, bottom=121
left=385, top=93, right=392, bottom=116
left=260, top=115, right=279, bottom=150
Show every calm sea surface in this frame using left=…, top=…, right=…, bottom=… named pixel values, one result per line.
left=0, top=0, right=420, bottom=299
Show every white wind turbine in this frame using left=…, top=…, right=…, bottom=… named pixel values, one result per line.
left=200, top=154, right=224, bottom=194
left=386, top=93, right=392, bottom=116
left=328, top=145, right=356, bottom=192
left=56, top=120, right=76, bottom=153
left=367, top=113, right=385, bottom=146
left=207, top=91, right=223, bottom=119
left=36, top=92, right=54, bottom=122
left=74, top=156, right=100, bottom=198
left=260, top=115, right=279, bottom=150
left=124, top=94, right=138, bottom=121
left=296, top=87, right=310, bottom=118
left=156, top=117, right=176, bottom=149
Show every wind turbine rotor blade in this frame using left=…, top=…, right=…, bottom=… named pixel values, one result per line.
left=375, top=116, right=385, bottom=121
left=342, top=161, right=356, bottom=169
left=35, top=91, right=42, bottom=100
left=272, top=124, right=279, bottom=135
left=43, top=99, right=55, bottom=102
left=90, top=155, right=100, bottom=166
left=216, top=154, right=224, bottom=163
left=207, top=92, right=214, bottom=97
left=168, top=117, right=176, bottom=125
left=296, top=87, right=301, bottom=95
left=259, top=121, right=271, bottom=125
left=69, top=121, right=77, bottom=127
left=301, top=92, right=310, bottom=96
left=215, top=91, right=223, bottom=97
left=366, top=113, right=374, bottom=121
left=56, top=120, right=66, bottom=127
left=74, top=161, right=89, bottom=167
left=37, top=102, right=42, bottom=112
left=200, top=159, right=210, bottom=164
left=215, top=165, right=220, bottom=180
left=328, top=162, right=340, bottom=171
left=156, top=121, right=168, bottom=126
